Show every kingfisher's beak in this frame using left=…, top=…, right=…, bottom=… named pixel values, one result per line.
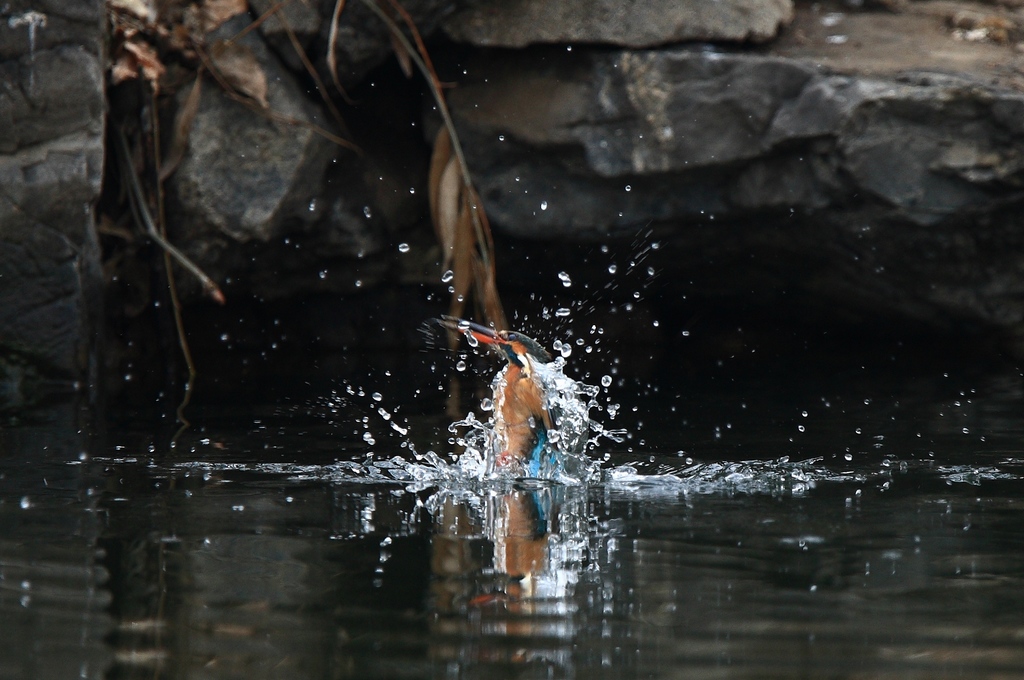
left=440, top=316, right=505, bottom=348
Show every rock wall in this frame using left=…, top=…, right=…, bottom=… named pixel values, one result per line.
left=446, top=48, right=1024, bottom=329
left=0, top=1, right=105, bottom=407
left=437, top=0, right=1024, bottom=343
left=140, top=0, right=1024, bottom=360
left=10, top=0, right=1024, bottom=406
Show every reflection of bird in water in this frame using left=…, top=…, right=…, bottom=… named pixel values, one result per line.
left=441, top=317, right=554, bottom=475
left=429, top=486, right=573, bottom=649
left=431, top=488, right=551, bottom=610
left=427, top=485, right=587, bottom=672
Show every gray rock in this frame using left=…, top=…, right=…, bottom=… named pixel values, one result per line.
left=170, top=17, right=335, bottom=247
left=0, top=1, right=104, bottom=401
left=167, top=15, right=430, bottom=300
left=311, top=0, right=457, bottom=88
left=445, top=46, right=1024, bottom=335
left=444, top=0, right=794, bottom=47
left=249, top=0, right=322, bottom=72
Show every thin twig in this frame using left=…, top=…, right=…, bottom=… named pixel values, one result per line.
left=381, top=0, right=441, bottom=92
left=224, top=0, right=292, bottom=45
left=168, top=257, right=195, bottom=440
left=327, top=0, right=356, bottom=102
left=148, top=95, right=196, bottom=437
left=194, top=41, right=362, bottom=153
left=115, top=127, right=226, bottom=304
left=274, top=9, right=353, bottom=138
left=358, top=0, right=492, bottom=271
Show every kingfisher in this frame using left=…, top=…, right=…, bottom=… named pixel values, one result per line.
left=440, top=316, right=555, bottom=475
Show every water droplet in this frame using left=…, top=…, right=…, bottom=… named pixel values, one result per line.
left=397, top=242, right=410, bottom=253
left=821, top=12, right=844, bottom=27
left=559, top=344, right=572, bottom=358
left=608, top=264, right=618, bottom=274
left=624, top=185, right=631, bottom=192
left=498, top=134, right=505, bottom=141
left=363, top=206, right=372, bottom=218
left=408, top=187, right=416, bottom=194
left=20, top=496, right=30, bottom=509
left=456, top=360, right=467, bottom=372
left=555, top=307, right=571, bottom=317
left=601, top=375, right=613, bottom=387
left=540, top=200, right=548, bottom=211
left=308, top=198, right=317, bottom=211
left=441, top=269, right=455, bottom=283
left=558, top=271, right=572, bottom=287
left=801, top=411, right=808, bottom=417
left=371, top=392, right=383, bottom=402
left=466, top=333, right=479, bottom=347
left=480, top=398, right=493, bottom=411
left=318, top=270, right=327, bottom=280
left=362, top=432, right=376, bottom=445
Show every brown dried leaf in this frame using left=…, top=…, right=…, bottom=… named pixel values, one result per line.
left=428, top=127, right=452, bottom=221
left=380, top=0, right=440, bottom=89
left=200, top=0, right=248, bottom=33
left=111, top=56, right=138, bottom=86
left=161, top=21, right=194, bottom=55
left=464, top=185, right=495, bottom=261
left=210, top=40, right=269, bottom=108
left=388, top=30, right=414, bottom=78
left=448, top=197, right=475, bottom=323
left=113, top=38, right=166, bottom=87
left=160, top=75, right=203, bottom=181
left=108, top=0, right=155, bottom=23
left=434, top=160, right=461, bottom=270
left=474, top=255, right=507, bottom=332
left=428, top=126, right=460, bottom=269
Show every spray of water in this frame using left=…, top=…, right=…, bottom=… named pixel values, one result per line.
left=450, top=356, right=604, bottom=485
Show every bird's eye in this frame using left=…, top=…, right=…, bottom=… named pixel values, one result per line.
left=506, top=333, right=518, bottom=341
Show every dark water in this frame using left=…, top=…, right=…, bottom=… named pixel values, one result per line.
left=6, top=344, right=1024, bottom=679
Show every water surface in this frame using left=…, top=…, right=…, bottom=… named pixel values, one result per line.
left=5, top=345, right=1024, bottom=679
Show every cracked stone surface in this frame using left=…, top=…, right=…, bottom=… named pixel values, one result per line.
left=0, top=0, right=104, bottom=402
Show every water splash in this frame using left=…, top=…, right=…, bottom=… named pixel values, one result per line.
left=604, top=457, right=866, bottom=498
left=452, top=357, right=603, bottom=485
